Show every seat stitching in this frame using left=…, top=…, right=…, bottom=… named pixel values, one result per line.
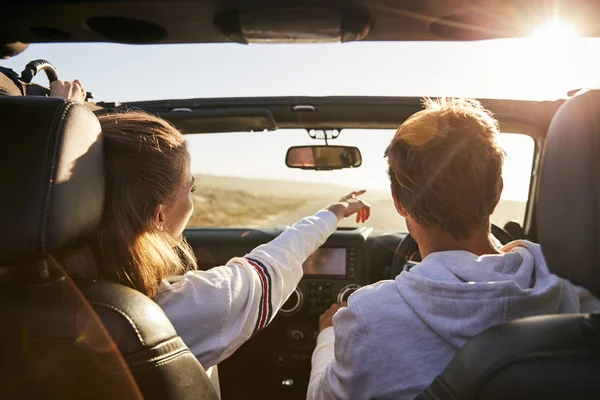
left=90, top=301, right=146, bottom=345
left=127, top=344, right=188, bottom=366
left=40, top=102, right=73, bottom=254
left=141, top=353, right=197, bottom=370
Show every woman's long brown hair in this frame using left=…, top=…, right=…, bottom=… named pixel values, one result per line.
left=56, top=110, right=197, bottom=298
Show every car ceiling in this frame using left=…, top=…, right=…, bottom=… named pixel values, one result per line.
left=2, top=0, right=600, bottom=54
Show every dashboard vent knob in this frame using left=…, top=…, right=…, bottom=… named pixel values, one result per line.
left=337, top=284, right=361, bottom=303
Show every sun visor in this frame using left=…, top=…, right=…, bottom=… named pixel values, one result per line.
left=157, top=108, right=277, bottom=133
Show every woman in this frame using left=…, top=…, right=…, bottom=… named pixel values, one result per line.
left=52, top=80, right=371, bottom=394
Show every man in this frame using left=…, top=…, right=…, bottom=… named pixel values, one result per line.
left=307, top=98, right=600, bottom=399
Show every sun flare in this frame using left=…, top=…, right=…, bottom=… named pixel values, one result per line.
left=532, top=21, right=579, bottom=40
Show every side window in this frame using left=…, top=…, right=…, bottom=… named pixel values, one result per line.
left=493, top=133, right=535, bottom=228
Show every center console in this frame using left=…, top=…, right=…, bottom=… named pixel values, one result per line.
left=280, top=246, right=361, bottom=314
left=273, top=228, right=370, bottom=370
left=280, top=232, right=365, bottom=316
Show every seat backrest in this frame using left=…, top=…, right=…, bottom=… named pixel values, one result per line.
left=12, top=275, right=218, bottom=399
left=416, top=90, right=600, bottom=400
left=416, top=314, right=600, bottom=400
left=0, top=96, right=217, bottom=399
left=538, top=90, right=600, bottom=298
left=82, top=281, right=219, bottom=400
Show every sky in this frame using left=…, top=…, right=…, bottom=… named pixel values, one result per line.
left=1, top=31, right=596, bottom=202
left=3, top=34, right=600, bottom=102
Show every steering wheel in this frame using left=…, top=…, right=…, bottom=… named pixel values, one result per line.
left=20, top=59, right=59, bottom=85
left=18, top=59, right=93, bottom=100
left=389, top=224, right=514, bottom=279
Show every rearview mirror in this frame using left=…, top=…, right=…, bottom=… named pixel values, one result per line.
left=286, top=145, right=362, bottom=170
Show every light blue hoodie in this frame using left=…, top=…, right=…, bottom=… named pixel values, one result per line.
left=307, top=241, right=600, bottom=400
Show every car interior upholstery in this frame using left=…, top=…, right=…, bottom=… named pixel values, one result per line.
left=538, top=90, right=600, bottom=298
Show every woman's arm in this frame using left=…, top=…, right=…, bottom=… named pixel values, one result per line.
left=156, top=192, right=370, bottom=368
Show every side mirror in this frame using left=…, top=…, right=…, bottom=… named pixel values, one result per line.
left=286, top=145, right=362, bottom=170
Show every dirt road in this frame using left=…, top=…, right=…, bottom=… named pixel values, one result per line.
left=270, top=197, right=407, bottom=231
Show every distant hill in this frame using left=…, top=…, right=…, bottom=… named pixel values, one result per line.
left=194, top=174, right=356, bottom=199
left=189, top=184, right=303, bottom=227
left=191, top=174, right=527, bottom=230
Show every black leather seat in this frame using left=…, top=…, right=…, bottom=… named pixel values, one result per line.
left=0, top=96, right=218, bottom=399
left=416, top=90, right=600, bottom=400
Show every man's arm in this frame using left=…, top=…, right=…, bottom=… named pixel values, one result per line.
left=309, top=327, right=336, bottom=399
left=307, top=301, right=376, bottom=400
left=577, top=285, right=600, bottom=312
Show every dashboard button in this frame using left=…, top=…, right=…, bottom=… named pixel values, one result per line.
left=289, top=328, right=305, bottom=342
left=282, top=378, right=294, bottom=387
left=337, top=284, right=361, bottom=303
left=275, top=352, right=287, bottom=365
left=280, top=288, right=303, bottom=315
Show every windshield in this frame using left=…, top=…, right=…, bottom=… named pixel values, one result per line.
left=186, top=130, right=534, bottom=231
left=2, top=38, right=600, bottom=101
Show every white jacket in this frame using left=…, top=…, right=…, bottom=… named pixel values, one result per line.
left=155, top=210, right=338, bottom=395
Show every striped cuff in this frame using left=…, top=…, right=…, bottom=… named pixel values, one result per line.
left=246, top=257, right=273, bottom=335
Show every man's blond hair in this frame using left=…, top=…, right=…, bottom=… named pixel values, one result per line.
left=385, top=98, right=504, bottom=239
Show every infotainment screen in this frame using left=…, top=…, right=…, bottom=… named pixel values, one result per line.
left=303, top=248, right=346, bottom=276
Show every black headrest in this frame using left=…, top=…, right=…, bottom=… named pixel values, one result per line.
left=0, top=97, right=104, bottom=266
left=538, top=90, right=600, bottom=297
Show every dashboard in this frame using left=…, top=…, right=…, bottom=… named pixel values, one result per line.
left=185, top=226, right=404, bottom=399
left=281, top=238, right=362, bottom=317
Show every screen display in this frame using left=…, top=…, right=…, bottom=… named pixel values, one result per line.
left=303, top=248, right=346, bottom=276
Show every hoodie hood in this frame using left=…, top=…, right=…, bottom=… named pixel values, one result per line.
left=395, top=240, right=581, bottom=349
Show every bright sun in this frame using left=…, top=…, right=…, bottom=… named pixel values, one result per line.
left=532, top=21, right=579, bottom=40
left=495, top=20, right=584, bottom=100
